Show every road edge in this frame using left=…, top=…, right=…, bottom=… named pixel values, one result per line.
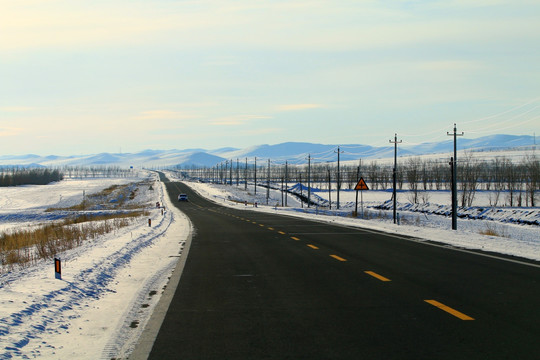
left=128, top=185, right=194, bottom=360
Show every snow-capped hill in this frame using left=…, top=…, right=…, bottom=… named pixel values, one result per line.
left=179, top=152, right=225, bottom=167
left=0, top=134, right=535, bottom=168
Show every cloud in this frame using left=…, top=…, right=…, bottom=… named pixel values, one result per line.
left=134, top=110, right=196, bottom=121
left=0, top=127, right=23, bottom=137
left=210, top=115, right=272, bottom=126
left=276, top=104, right=324, bottom=111
left=2, top=0, right=538, bottom=55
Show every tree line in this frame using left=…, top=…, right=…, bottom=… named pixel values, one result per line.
left=0, top=168, right=64, bottom=186
left=176, top=153, right=539, bottom=208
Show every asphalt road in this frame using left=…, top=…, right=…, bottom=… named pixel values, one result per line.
left=147, top=178, right=540, bottom=359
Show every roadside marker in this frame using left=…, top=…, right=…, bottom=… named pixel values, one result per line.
left=365, top=271, right=391, bottom=282
left=54, top=258, right=62, bottom=280
left=330, top=255, right=347, bottom=262
left=424, top=300, right=474, bottom=320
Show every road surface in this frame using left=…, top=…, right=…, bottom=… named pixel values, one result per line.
left=144, top=177, right=540, bottom=359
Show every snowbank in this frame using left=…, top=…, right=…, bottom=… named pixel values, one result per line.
left=0, top=175, right=191, bottom=359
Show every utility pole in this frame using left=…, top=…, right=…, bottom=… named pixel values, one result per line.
left=236, top=158, right=239, bottom=186
left=306, top=154, right=311, bottom=207
left=245, top=157, right=248, bottom=191
left=447, top=124, right=464, bottom=230
left=389, top=134, right=402, bottom=224
left=267, top=159, right=270, bottom=205
left=300, top=174, right=303, bottom=208
left=335, top=147, right=344, bottom=209
left=281, top=176, right=284, bottom=206
left=229, top=159, right=233, bottom=185
left=285, top=161, right=288, bottom=207
left=354, top=165, right=361, bottom=216
left=254, top=157, right=257, bottom=195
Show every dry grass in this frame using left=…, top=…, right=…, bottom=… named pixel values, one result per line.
left=478, top=222, right=509, bottom=238
left=0, top=211, right=148, bottom=271
left=45, top=182, right=149, bottom=212
left=1, top=180, right=156, bottom=272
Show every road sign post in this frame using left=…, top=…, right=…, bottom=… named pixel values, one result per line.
left=354, top=178, right=369, bottom=218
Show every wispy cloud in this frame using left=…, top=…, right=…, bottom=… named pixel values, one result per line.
left=0, top=127, right=23, bottom=137
left=134, top=110, right=196, bottom=121
left=276, top=104, right=324, bottom=111
left=210, top=115, right=272, bottom=126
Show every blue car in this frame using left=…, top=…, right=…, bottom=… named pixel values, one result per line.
left=178, top=194, right=188, bottom=202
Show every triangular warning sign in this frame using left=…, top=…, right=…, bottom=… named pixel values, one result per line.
left=354, top=177, right=369, bottom=191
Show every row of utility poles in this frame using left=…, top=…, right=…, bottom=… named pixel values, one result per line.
left=210, top=124, right=464, bottom=230
left=389, top=124, right=463, bottom=230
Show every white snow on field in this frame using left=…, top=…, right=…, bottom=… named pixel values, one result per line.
left=0, top=177, right=143, bottom=233
left=169, top=173, right=539, bottom=262
left=0, top=168, right=537, bottom=359
left=0, top=172, right=190, bottom=359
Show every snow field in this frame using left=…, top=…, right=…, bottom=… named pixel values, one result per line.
left=0, top=173, right=191, bottom=359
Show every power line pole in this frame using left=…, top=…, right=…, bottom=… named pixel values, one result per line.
left=447, top=124, right=464, bottom=230
left=254, top=157, right=257, bottom=195
left=229, top=159, right=233, bottom=185
left=267, top=159, right=270, bottom=205
left=306, top=154, right=311, bottom=208
left=300, top=173, right=303, bottom=208
left=245, top=157, right=248, bottom=191
left=389, top=134, right=402, bottom=224
left=285, top=160, right=288, bottom=207
left=236, top=158, right=239, bottom=186
left=335, top=146, right=344, bottom=209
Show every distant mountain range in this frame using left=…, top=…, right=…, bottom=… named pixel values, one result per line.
left=0, top=134, right=536, bottom=168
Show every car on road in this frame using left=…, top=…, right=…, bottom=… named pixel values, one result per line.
left=178, top=194, right=188, bottom=202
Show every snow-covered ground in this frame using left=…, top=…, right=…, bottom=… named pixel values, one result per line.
left=170, top=173, right=539, bottom=262
left=0, top=172, right=190, bottom=359
left=0, top=170, right=537, bottom=359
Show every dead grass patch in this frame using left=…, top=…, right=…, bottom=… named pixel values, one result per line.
left=1, top=211, right=148, bottom=271
left=478, top=222, right=509, bottom=238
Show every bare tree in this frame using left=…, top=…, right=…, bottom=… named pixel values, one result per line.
left=459, top=152, right=480, bottom=207
left=405, top=157, right=421, bottom=204
left=523, top=154, right=539, bottom=207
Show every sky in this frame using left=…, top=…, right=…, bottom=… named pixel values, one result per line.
left=1, top=0, right=539, bottom=156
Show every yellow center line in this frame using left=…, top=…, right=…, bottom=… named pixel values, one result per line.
left=330, top=255, right=347, bottom=262
left=278, top=231, right=286, bottom=235
left=259, top=224, right=265, bottom=227
left=307, top=244, right=319, bottom=249
left=365, top=271, right=391, bottom=282
left=291, top=237, right=300, bottom=241
left=424, top=300, right=475, bottom=320
left=267, top=227, right=274, bottom=230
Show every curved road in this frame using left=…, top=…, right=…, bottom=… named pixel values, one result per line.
left=145, top=176, right=540, bottom=359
